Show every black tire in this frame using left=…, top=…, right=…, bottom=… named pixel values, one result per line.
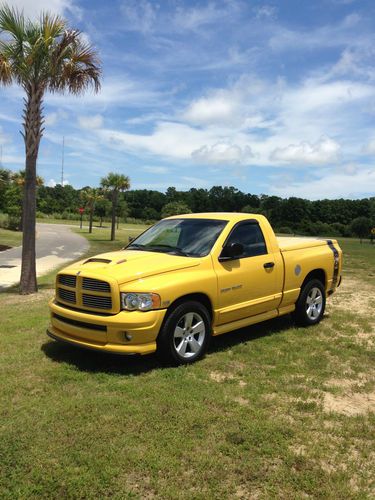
left=157, top=301, right=211, bottom=365
left=293, top=279, right=326, bottom=326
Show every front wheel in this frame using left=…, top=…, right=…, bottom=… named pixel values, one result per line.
left=293, top=279, right=326, bottom=326
left=157, top=301, right=211, bottom=365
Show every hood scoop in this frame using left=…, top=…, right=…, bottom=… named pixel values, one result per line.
left=83, top=258, right=112, bottom=265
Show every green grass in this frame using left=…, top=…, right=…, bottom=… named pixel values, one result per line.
left=0, top=232, right=374, bottom=498
left=337, top=237, right=375, bottom=284
left=0, top=227, right=22, bottom=249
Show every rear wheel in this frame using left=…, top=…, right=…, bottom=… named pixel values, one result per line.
left=157, top=301, right=211, bottom=365
left=293, top=279, right=326, bottom=326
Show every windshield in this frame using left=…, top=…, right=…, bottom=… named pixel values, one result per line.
left=127, top=218, right=227, bottom=257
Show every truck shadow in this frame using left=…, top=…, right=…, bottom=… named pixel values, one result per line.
left=41, top=314, right=298, bottom=376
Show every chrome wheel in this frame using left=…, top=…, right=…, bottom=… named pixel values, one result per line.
left=173, top=312, right=206, bottom=359
left=306, top=287, right=323, bottom=320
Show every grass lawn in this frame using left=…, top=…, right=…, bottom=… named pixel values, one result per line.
left=0, top=232, right=374, bottom=498
left=0, top=227, right=22, bottom=249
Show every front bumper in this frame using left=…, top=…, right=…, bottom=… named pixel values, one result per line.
left=47, top=299, right=167, bottom=355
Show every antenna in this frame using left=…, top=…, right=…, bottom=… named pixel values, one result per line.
left=61, top=136, right=65, bottom=186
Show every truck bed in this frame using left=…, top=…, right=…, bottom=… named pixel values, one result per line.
left=277, top=236, right=330, bottom=252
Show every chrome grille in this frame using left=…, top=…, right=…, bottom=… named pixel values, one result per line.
left=82, top=277, right=111, bottom=293
left=58, top=274, right=76, bottom=288
left=58, top=288, right=76, bottom=303
left=82, top=294, right=112, bottom=309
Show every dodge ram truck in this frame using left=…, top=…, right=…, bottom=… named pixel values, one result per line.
left=47, top=213, right=343, bottom=365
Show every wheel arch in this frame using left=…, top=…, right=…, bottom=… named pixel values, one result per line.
left=165, top=292, right=213, bottom=319
left=300, top=268, right=327, bottom=292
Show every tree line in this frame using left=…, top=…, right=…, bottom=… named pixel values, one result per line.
left=1, top=168, right=374, bottom=240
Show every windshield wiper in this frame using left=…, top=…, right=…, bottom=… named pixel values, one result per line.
left=126, top=243, right=148, bottom=251
left=145, top=244, right=191, bottom=256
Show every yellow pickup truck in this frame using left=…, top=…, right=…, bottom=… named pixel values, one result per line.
left=47, top=213, right=342, bottom=365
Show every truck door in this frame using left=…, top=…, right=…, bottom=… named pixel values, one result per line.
left=213, top=220, right=283, bottom=325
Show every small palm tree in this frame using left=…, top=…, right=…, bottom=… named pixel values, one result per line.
left=0, top=5, right=101, bottom=293
left=100, top=173, right=130, bottom=241
left=80, top=187, right=103, bottom=234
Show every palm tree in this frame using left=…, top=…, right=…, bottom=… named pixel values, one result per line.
left=100, top=173, right=130, bottom=241
left=0, top=5, right=101, bottom=294
left=80, top=187, right=103, bottom=234
left=12, top=170, right=44, bottom=231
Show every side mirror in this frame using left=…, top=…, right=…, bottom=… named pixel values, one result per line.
left=128, top=236, right=134, bottom=243
left=219, top=242, right=244, bottom=262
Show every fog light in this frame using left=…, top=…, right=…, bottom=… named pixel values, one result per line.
left=124, top=332, right=133, bottom=341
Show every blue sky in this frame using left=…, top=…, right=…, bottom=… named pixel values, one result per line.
left=1, top=0, right=375, bottom=199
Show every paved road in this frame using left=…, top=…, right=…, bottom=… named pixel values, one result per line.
left=0, top=223, right=89, bottom=290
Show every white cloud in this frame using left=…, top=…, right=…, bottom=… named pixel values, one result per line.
left=365, top=139, right=375, bottom=155
left=6, top=0, right=79, bottom=19
left=173, top=3, right=230, bottom=31
left=269, top=14, right=363, bottom=52
left=271, top=136, right=341, bottom=165
left=87, top=67, right=375, bottom=171
left=272, top=168, right=375, bottom=199
left=121, top=0, right=158, bottom=34
left=253, top=5, right=277, bottom=20
left=181, top=176, right=210, bottom=186
left=142, top=166, right=169, bottom=174
left=45, top=77, right=167, bottom=109
left=44, top=109, right=68, bottom=126
left=48, top=178, right=69, bottom=187
left=192, top=142, right=254, bottom=165
left=282, top=80, right=374, bottom=113
left=78, top=114, right=104, bottom=130
left=120, top=0, right=242, bottom=34
left=183, top=95, right=239, bottom=125
left=98, top=122, right=217, bottom=160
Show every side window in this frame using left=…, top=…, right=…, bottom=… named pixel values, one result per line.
left=226, top=223, right=267, bottom=257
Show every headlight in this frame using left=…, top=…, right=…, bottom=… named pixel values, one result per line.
left=120, top=292, right=161, bottom=311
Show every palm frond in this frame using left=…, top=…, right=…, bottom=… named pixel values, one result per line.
left=0, top=4, right=25, bottom=41
left=101, top=173, right=130, bottom=192
left=0, top=51, right=12, bottom=84
left=47, top=29, right=101, bottom=94
left=40, top=11, right=65, bottom=42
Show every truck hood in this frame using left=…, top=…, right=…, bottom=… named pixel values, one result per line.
left=61, top=250, right=201, bottom=285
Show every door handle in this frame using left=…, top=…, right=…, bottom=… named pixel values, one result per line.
left=263, top=262, right=275, bottom=269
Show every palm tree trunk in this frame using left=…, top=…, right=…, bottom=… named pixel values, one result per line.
left=89, top=203, right=93, bottom=233
left=20, top=155, right=37, bottom=293
left=111, top=191, right=117, bottom=241
left=20, top=85, right=44, bottom=294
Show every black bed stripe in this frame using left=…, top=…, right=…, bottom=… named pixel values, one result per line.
left=326, top=240, right=339, bottom=290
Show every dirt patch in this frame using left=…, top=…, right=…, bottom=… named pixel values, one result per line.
left=356, top=330, right=375, bottom=348
left=1, top=288, right=53, bottom=306
left=329, top=277, right=375, bottom=317
left=210, top=371, right=237, bottom=383
left=233, top=396, right=249, bottom=406
left=234, top=485, right=260, bottom=499
left=323, top=391, right=375, bottom=416
left=325, top=373, right=373, bottom=390
left=0, top=245, right=12, bottom=251
left=289, top=444, right=307, bottom=456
